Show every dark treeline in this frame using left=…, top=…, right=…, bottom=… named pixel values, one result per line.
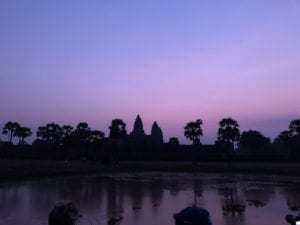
left=0, top=115, right=300, bottom=162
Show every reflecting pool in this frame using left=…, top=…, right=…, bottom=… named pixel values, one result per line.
left=0, top=172, right=300, bottom=225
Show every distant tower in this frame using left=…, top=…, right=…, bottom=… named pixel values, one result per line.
left=130, top=115, right=146, bottom=138
left=150, top=121, right=164, bottom=145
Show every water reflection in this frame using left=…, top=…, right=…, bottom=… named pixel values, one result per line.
left=282, top=185, right=300, bottom=212
left=243, top=181, right=275, bottom=208
left=217, top=182, right=245, bottom=225
left=0, top=173, right=299, bottom=225
left=149, top=179, right=163, bottom=207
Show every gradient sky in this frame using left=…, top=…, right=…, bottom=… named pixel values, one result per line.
left=1, top=1, right=300, bottom=144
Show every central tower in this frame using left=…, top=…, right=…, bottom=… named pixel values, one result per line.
left=130, top=115, right=146, bottom=138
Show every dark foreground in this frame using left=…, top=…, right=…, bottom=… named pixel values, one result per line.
left=1, top=159, right=300, bottom=181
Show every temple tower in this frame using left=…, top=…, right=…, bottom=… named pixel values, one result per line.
left=150, top=121, right=164, bottom=145
left=130, top=115, right=146, bottom=138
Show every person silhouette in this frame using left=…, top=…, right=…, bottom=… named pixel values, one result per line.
left=286, top=214, right=300, bottom=225
left=174, top=206, right=212, bottom=225
left=48, top=201, right=80, bottom=225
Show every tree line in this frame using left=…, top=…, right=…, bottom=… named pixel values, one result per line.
left=0, top=117, right=299, bottom=161
left=184, top=117, right=300, bottom=160
left=184, top=118, right=299, bottom=147
left=1, top=117, right=299, bottom=149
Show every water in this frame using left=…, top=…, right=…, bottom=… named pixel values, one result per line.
left=0, top=172, right=300, bottom=225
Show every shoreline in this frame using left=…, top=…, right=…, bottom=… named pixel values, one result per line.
left=0, top=159, right=299, bottom=182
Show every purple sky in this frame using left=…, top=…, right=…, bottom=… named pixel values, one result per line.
left=1, top=1, right=300, bottom=144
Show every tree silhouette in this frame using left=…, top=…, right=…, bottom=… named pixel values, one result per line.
left=273, top=120, right=300, bottom=158
left=274, top=130, right=290, bottom=144
left=184, top=119, right=203, bottom=145
left=239, top=130, right=270, bottom=149
left=217, top=118, right=240, bottom=167
left=71, top=123, right=104, bottom=144
left=89, top=130, right=105, bottom=143
left=217, top=118, right=240, bottom=148
left=288, top=119, right=300, bottom=136
left=73, top=122, right=91, bottom=143
left=239, top=130, right=270, bottom=155
left=108, top=119, right=127, bottom=163
left=14, top=126, right=32, bottom=144
left=2, top=121, right=20, bottom=143
left=61, top=125, right=74, bottom=146
left=36, top=123, right=63, bottom=146
left=62, top=125, right=73, bottom=138
left=184, top=119, right=203, bottom=165
left=109, top=119, right=127, bottom=139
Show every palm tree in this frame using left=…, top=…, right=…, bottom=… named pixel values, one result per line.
left=184, top=119, right=203, bottom=145
left=217, top=118, right=240, bottom=147
left=14, top=126, right=32, bottom=144
left=216, top=118, right=240, bottom=167
left=184, top=119, right=203, bottom=165
left=2, top=121, right=20, bottom=143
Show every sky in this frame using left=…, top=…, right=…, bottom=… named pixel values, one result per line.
left=0, top=1, right=300, bottom=144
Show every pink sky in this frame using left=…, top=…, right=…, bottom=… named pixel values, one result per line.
left=0, top=1, right=299, bottom=143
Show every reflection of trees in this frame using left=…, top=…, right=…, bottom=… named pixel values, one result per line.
left=193, top=178, right=203, bottom=207
left=243, top=182, right=275, bottom=208
left=106, top=180, right=124, bottom=220
left=150, top=179, right=163, bottom=207
left=282, top=186, right=300, bottom=212
left=166, top=178, right=181, bottom=196
left=126, top=180, right=145, bottom=210
left=0, top=185, right=20, bottom=218
left=30, top=177, right=105, bottom=215
left=218, top=182, right=246, bottom=225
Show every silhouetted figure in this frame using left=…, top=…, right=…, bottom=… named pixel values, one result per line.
left=48, top=201, right=80, bottom=225
left=107, top=217, right=123, bottom=225
left=286, top=214, right=300, bottom=225
left=174, top=206, right=212, bottom=225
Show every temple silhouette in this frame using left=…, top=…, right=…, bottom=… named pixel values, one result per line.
left=101, top=114, right=220, bottom=162
left=1, top=115, right=299, bottom=161
left=130, top=115, right=164, bottom=146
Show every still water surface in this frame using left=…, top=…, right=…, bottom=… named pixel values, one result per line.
left=0, top=172, right=300, bottom=225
